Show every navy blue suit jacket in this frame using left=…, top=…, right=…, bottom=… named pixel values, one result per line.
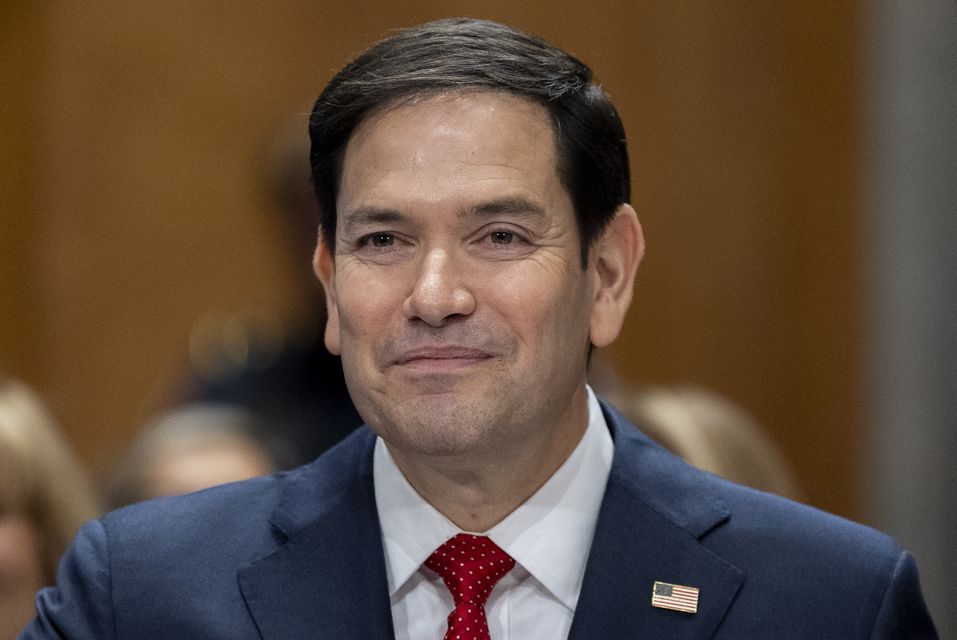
left=21, top=401, right=937, bottom=638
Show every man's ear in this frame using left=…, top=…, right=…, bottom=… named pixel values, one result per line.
left=588, top=203, right=645, bottom=348
left=313, top=233, right=342, bottom=355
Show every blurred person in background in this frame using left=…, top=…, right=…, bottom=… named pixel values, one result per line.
left=176, top=122, right=361, bottom=466
left=606, top=384, right=803, bottom=501
left=105, top=404, right=281, bottom=508
left=0, top=376, right=101, bottom=640
left=589, top=359, right=801, bottom=499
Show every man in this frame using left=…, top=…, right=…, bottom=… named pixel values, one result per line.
left=21, top=18, right=936, bottom=639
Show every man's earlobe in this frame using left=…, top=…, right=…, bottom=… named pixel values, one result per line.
left=313, top=235, right=342, bottom=355
left=589, top=204, right=645, bottom=348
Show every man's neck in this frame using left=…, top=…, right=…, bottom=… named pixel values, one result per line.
left=385, top=399, right=590, bottom=532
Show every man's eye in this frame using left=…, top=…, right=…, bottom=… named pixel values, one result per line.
left=367, top=233, right=395, bottom=248
left=490, top=231, right=514, bottom=244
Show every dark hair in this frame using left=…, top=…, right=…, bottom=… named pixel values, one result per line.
left=309, top=17, right=630, bottom=268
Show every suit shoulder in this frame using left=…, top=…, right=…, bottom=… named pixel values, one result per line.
left=702, top=474, right=903, bottom=575
left=101, top=426, right=375, bottom=555
left=692, top=468, right=937, bottom=636
left=103, top=472, right=288, bottom=556
left=604, top=399, right=902, bottom=565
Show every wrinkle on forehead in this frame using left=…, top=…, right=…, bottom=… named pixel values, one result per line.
left=347, top=90, right=554, bottom=164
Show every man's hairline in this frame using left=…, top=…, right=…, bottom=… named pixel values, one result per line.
left=321, top=87, right=600, bottom=269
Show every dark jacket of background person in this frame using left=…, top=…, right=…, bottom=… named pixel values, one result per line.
left=179, top=330, right=361, bottom=466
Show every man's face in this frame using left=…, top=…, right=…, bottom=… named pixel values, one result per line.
left=316, top=92, right=603, bottom=460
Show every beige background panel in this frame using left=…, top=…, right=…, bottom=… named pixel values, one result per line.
left=3, top=2, right=859, bottom=519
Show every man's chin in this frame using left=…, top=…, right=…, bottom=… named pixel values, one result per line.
left=373, top=402, right=499, bottom=454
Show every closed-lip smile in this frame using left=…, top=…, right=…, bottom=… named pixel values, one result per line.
left=393, top=346, right=492, bottom=370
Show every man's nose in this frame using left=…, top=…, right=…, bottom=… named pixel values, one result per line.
left=402, top=248, right=476, bottom=326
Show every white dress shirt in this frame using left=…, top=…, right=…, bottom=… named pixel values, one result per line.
left=374, top=387, right=614, bottom=639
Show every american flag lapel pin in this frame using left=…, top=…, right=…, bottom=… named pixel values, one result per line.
left=651, top=580, right=699, bottom=614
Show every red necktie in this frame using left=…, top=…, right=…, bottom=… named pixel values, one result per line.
left=425, top=533, right=516, bottom=640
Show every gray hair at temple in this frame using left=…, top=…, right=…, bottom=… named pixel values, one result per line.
left=309, top=17, right=631, bottom=269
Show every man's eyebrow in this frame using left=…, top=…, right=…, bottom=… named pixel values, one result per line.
left=464, top=197, right=547, bottom=220
left=341, top=207, right=405, bottom=234
left=341, top=198, right=547, bottom=233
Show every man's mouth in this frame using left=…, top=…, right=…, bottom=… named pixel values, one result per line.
left=393, top=346, right=492, bottom=372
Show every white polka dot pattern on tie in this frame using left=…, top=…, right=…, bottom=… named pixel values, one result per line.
left=424, top=533, right=516, bottom=640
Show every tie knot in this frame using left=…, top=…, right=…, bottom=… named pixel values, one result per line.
left=425, top=534, right=516, bottom=607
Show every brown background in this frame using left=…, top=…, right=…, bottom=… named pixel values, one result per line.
left=1, top=2, right=862, bottom=519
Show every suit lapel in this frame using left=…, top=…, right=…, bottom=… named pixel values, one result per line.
left=238, top=429, right=395, bottom=640
left=568, top=403, right=744, bottom=639
left=236, top=402, right=745, bottom=639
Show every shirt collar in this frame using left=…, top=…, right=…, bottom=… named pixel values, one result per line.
left=374, top=387, right=614, bottom=611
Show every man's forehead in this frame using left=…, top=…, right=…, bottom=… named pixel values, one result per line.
left=339, top=91, right=560, bottom=191
left=345, top=90, right=556, bottom=155
left=336, top=98, right=565, bottom=230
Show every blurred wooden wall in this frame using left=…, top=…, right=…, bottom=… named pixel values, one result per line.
left=0, top=2, right=861, bottom=519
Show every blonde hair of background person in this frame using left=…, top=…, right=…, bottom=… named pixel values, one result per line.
left=0, top=377, right=102, bottom=639
left=607, top=385, right=803, bottom=501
